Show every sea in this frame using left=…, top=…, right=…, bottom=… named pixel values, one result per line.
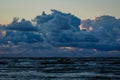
left=0, top=57, right=119, bottom=80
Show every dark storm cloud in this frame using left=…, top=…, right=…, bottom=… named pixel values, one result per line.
left=1, top=10, right=82, bottom=45
left=81, top=15, right=120, bottom=39
left=81, top=15, right=120, bottom=51
left=0, top=10, right=120, bottom=56
left=4, top=31, right=43, bottom=44
left=0, top=18, right=42, bottom=44
left=6, top=18, right=38, bottom=31
left=34, top=9, right=81, bottom=32
left=33, top=10, right=102, bottom=50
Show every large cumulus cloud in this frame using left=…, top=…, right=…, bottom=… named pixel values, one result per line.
left=81, top=15, right=120, bottom=51
left=0, top=17, right=43, bottom=45
left=0, top=10, right=120, bottom=57
left=34, top=9, right=81, bottom=32
left=81, top=15, right=120, bottom=42
left=33, top=10, right=99, bottom=48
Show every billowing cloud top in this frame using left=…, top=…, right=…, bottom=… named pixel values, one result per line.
left=0, top=10, right=120, bottom=57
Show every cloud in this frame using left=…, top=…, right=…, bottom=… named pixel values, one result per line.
left=1, top=9, right=82, bottom=45
left=34, top=9, right=81, bottom=32
left=81, top=15, right=120, bottom=51
left=0, top=10, right=120, bottom=57
left=0, top=31, right=44, bottom=45
left=33, top=9, right=87, bottom=46
left=0, top=18, right=42, bottom=44
left=33, top=10, right=99, bottom=48
left=6, top=18, right=38, bottom=31
left=81, top=15, right=120, bottom=41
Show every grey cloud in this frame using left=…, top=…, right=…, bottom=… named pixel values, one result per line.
left=6, top=18, right=38, bottom=31
left=0, top=10, right=120, bottom=57
left=34, top=9, right=81, bottom=32
left=81, top=15, right=120, bottom=51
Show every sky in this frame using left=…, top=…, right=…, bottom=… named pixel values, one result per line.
left=0, top=0, right=120, bottom=24
left=0, top=0, right=120, bottom=57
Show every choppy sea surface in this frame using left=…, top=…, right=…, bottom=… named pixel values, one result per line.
left=0, top=57, right=120, bottom=80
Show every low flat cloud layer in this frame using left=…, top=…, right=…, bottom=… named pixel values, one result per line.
left=0, top=10, right=120, bottom=57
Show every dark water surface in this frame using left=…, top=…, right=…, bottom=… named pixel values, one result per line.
left=0, top=57, right=120, bottom=80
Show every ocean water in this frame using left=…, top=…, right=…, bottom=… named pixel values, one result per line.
left=0, top=57, right=119, bottom=80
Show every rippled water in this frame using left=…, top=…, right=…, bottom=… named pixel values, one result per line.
left=0, top=57, right=120, bottom=80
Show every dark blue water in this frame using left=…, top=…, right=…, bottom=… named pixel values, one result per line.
left=0, top=57, right=120, bottom=80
